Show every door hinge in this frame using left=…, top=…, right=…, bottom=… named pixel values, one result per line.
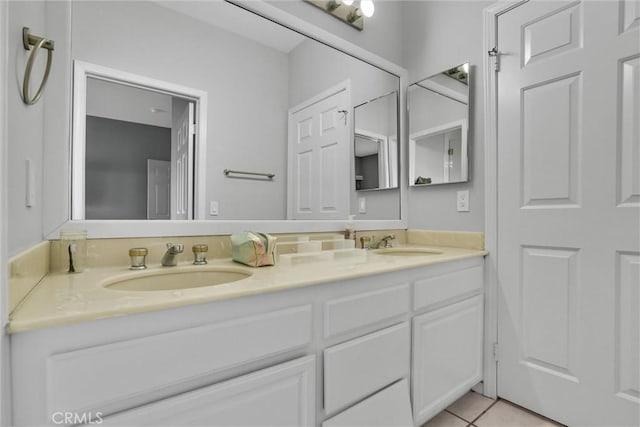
left=493, top=342, right=500, bottom=362
left=488, top=47, right=501, bottom=72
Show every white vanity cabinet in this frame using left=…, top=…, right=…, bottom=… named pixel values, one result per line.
left=323, top=322, right=410, bottom=415
left=10, top=256, right=485, bottom=427
left=323, top=379, right=413, bottom=427
left=101, top=355, right=316, bottom=426
left=411, top=261, right=484, bottom=426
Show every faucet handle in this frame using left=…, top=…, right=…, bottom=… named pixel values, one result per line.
left=129, top=247, right=148, bottom=270
left=380, top=234, right=396, bottom=248
left=192, top=244, right=208, bottom=265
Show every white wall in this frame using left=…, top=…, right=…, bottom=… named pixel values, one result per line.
left=0, top=1, right=9, bottom=423
left=288, top=38, right=400, bottom=220
left=356, top=92, right=396, bottom=138
left=267, top=0, right=406, bottom=66
left=6, top=1, right=47, bottom=255
left=404, top=0, right=492, bottom=232
left=415, top=134, right=445, bottom=183
left=409, top=86, right=467, bottom=135
left=86, top=78, right=173, bottom=128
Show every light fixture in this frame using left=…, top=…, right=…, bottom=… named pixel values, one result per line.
left=327, top=0, right=341, bottom=11
left=360, top=0, right=375, bottom=18
left=304, top=0, right=375, bottom=31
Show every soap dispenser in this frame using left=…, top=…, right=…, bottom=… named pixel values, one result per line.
left=345, top=215, right=356, bottom=241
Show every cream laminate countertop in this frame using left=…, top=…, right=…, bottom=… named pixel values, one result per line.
left=8, top=245, right=487, bottom=333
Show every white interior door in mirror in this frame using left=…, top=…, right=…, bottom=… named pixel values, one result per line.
left=408, top=63, right=470, bottom=187
left=172, top=101, right=195, bottom=220
left=147, top=160, right=170, bottom=220
left=288, top=82, right=350, bottom=220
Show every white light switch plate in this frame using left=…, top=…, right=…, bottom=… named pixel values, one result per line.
left=209, top=201, right=219, bottom=216
left=358, top=196, right=366, bottom=214
left=457, top=190, right=469, bottom=212
left=25, top=159, right=35, bottom=207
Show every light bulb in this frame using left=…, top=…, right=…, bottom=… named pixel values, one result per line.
left=360, top=0, right=374, bottom=17
left=342, top=0, right=354, bottom=5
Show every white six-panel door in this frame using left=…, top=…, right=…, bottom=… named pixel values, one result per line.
left=146, top=159, right=170, bottom=220
left=172, top=102, right=195, bottom=220
left=497, top=1, right=639, bottom=425
left=288, top=83, right=350, bottom=220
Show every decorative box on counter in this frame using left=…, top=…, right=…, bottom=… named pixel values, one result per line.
left=231, top=231, right=277, bottom=267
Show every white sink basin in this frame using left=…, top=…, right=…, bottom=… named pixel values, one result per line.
left=103, top=266, right=253, bottom=292
left=371, top=247, right=443, bottom=256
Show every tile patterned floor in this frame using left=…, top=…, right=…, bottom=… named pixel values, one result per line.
left=421, top=391, right=565, bottom=427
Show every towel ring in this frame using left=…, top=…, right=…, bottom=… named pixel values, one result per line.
left=22, top=27, right=54, bottom=105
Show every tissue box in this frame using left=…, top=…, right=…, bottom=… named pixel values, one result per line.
left=231, top=231, right=277, bottom=267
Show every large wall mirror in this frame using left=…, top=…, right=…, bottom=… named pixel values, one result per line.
left=408, top=63, right=470, bottom=186
left=65, top=0, right=401, bottom=223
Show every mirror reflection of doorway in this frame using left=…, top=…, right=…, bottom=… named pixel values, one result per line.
left=147, top=159, right=170, bottom=220
left=84, top=77, right=195, bottom=220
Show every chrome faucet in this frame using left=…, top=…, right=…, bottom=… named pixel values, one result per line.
left=161, top=243, right=184, bottom=266
left=375, top=234, right=396, bottom=249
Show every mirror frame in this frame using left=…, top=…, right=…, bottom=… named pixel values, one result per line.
left=44, top=0, right=408, bottom=239
left=72, top=60, right=208, bottom=220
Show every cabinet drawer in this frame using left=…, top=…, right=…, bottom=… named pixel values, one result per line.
left=47, top=305, right=312, bottom=417
left=324, top=322, right=410, bottom=415
left=413, top=264, right=483, bottom=311
left=323, top=283, right=409, bottom=339
left=102, top=355, right=316, bottom=426
left=322, top=379, right=413, bottom=427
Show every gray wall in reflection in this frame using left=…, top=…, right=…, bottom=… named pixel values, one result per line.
left=85, top=116, right=171, bottom=220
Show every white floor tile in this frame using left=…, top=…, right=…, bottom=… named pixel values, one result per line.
left=421, top=411, right=468, bottom=427
left=475, top=400, right=560, bottom=427
left=446, top=391, right=495, bottom=422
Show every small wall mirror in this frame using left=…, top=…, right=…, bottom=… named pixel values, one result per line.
left=408, top=63, right=470, bottom=186
left=354, top=91, right=399, bottom=191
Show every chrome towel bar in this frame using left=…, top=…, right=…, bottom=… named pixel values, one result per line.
left=223, top=169, right=275, bottom=180
left=22, top=27, right=54, bottom=105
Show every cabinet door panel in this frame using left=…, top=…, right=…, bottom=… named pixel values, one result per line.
left=48, top=305, right=312, bottom=416
left=412, top=295, right=483, bottom=425
left=323, top=379, right=413, bottom=427
left=101, top=355, right=315, bottom=426
left=324, top=322, right=410, bottom=415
